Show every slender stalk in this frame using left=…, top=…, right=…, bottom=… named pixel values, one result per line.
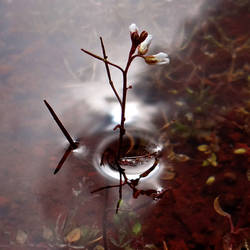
left=116, top=53, right=139, bottom=159
left=99, top=37, right=122, bottom=106
left=116, top=71, right=127, bottom=159
left=54, top=145, right=72, bottom=174
left=116, top=170, right=123, bottom=213
left=44, top=100, right=78, bottom=150
left=91, top=182, right=126, bottom=193
left=81, top=49, right=124, bottom=73
left=113, top=53, right=139, bottom=211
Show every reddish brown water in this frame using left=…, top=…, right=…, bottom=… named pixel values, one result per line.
left=0, top=0, right=249, bottom=249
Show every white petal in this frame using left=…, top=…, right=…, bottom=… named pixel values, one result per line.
left=129, top=23, right=139, bottom=33
left=165, top=57, right=170, bottom=64
left=152, top=52, right=170, bottom=64
left=157, top=58, right=170, bottom=65
left=138, top=34, right=153, bottom=55
left=143, top=34, right=153, bottom=45
left=154, top=52, right=168, bottom=60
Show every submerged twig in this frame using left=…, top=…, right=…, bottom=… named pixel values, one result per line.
left=91, top=182, right=126, bottom=194
left=54, top=145, right=73, bottom=175
left=44, top=100, right=78, bottom=150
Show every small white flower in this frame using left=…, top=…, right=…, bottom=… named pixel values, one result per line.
left=144, top=52, right=170, bottom=65
left=138, top=34, right=152, bottom=55
left=154, top=52, right=170, bottom=64
left=129, top=23, right=139, bottom=33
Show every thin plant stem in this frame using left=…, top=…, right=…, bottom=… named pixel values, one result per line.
left=54, top=145, right=73, bottom=174
left=93, top=40, right=139, bottom=211
left=116, top=170, right=123, bottom=213
left=99, top=37, right=122, bottom=106
left=227, top=214, right=235, bottom=233
left=91, top=182, right=126, bottom=193
left=116, top=53, right=140, bottom=159
left=44, top=100, right=78, bottom=150
left=81, top=49, right=124, bottom=73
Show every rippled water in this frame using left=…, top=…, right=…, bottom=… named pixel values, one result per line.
left=0, top=0, right=249, bottom=249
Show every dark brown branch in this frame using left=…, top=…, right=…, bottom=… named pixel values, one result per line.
left=81, top=48, right=124, bottom=73
left=99, top=37, right=122, bottom=106
left=44, top=100, right=78, bottom=150
left=139, top=158, right=159, bottom=178
left=91, top=182, right=126, bottom=193
left=116, top=170, right=123, bottom=213
left=116, top=199, right=122, bottom=214
left=54, top=145, right=72, bottom=174
left=116, top=52, right=142, bottom=159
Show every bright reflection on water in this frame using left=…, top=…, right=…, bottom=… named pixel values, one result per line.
left=4, top=0, right=248, bottom=249
left=93, top=131, right=164, bottom=181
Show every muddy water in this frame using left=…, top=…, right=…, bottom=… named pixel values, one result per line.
left=0, top=0, right=250, bottom=249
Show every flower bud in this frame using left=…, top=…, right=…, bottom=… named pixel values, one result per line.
left=129, top=23, right=139, bottom=33
left=139, top=31, right=148, bottom=43
left=129, top=23, right=140, bottom=48
left=144, top=52, right=170, bottom=65
left=138, top=34, right=152, bottom=55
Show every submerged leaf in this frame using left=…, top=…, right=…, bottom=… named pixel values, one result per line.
left=110, top=235, right=131, bottom=248
left=202, top=160, right=210, bottom=167
left=206, top=176, right=215, bottom=185
left=80, top=225, right=100, bottom=243
left=113, top=214, right=120, bottom=225
left=207, top=153, right=218, bottom=167
left=197, top=144, right=209, bottom=152
left=174, top=153, right=190, bottom=162
left=234, top=148, right=246, bottom=154
left=43, top=225, right=53, bottom=241
left=16, top=230, right=28, bottom=245
left=94, top=246, right=105, bottom=250
left=163, top=240, right=168, bottom=250
left=214, top=196, right=230, bottom=217
left=161, top=167, right=176, bottom=180
left=65, top=227, right=81, bottom=243
left=87, top=236, right=103, bottom=246
left=132, top=222, right=142, bottom=235
left=168, top=89, right=178, bottom=94
left=145, top=244, right=160, bottom=249
left=186, top=87, right=194, bottom=94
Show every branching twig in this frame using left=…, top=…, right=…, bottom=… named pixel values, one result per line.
left=99, top=37, right=122, bottom=106
left=81, top=49, right=124, bottom=73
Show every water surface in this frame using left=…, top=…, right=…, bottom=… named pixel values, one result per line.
left=0, top=0, right=250, bottom=249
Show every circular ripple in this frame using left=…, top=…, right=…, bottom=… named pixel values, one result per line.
left=93, top=130, right=163, bottom=180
